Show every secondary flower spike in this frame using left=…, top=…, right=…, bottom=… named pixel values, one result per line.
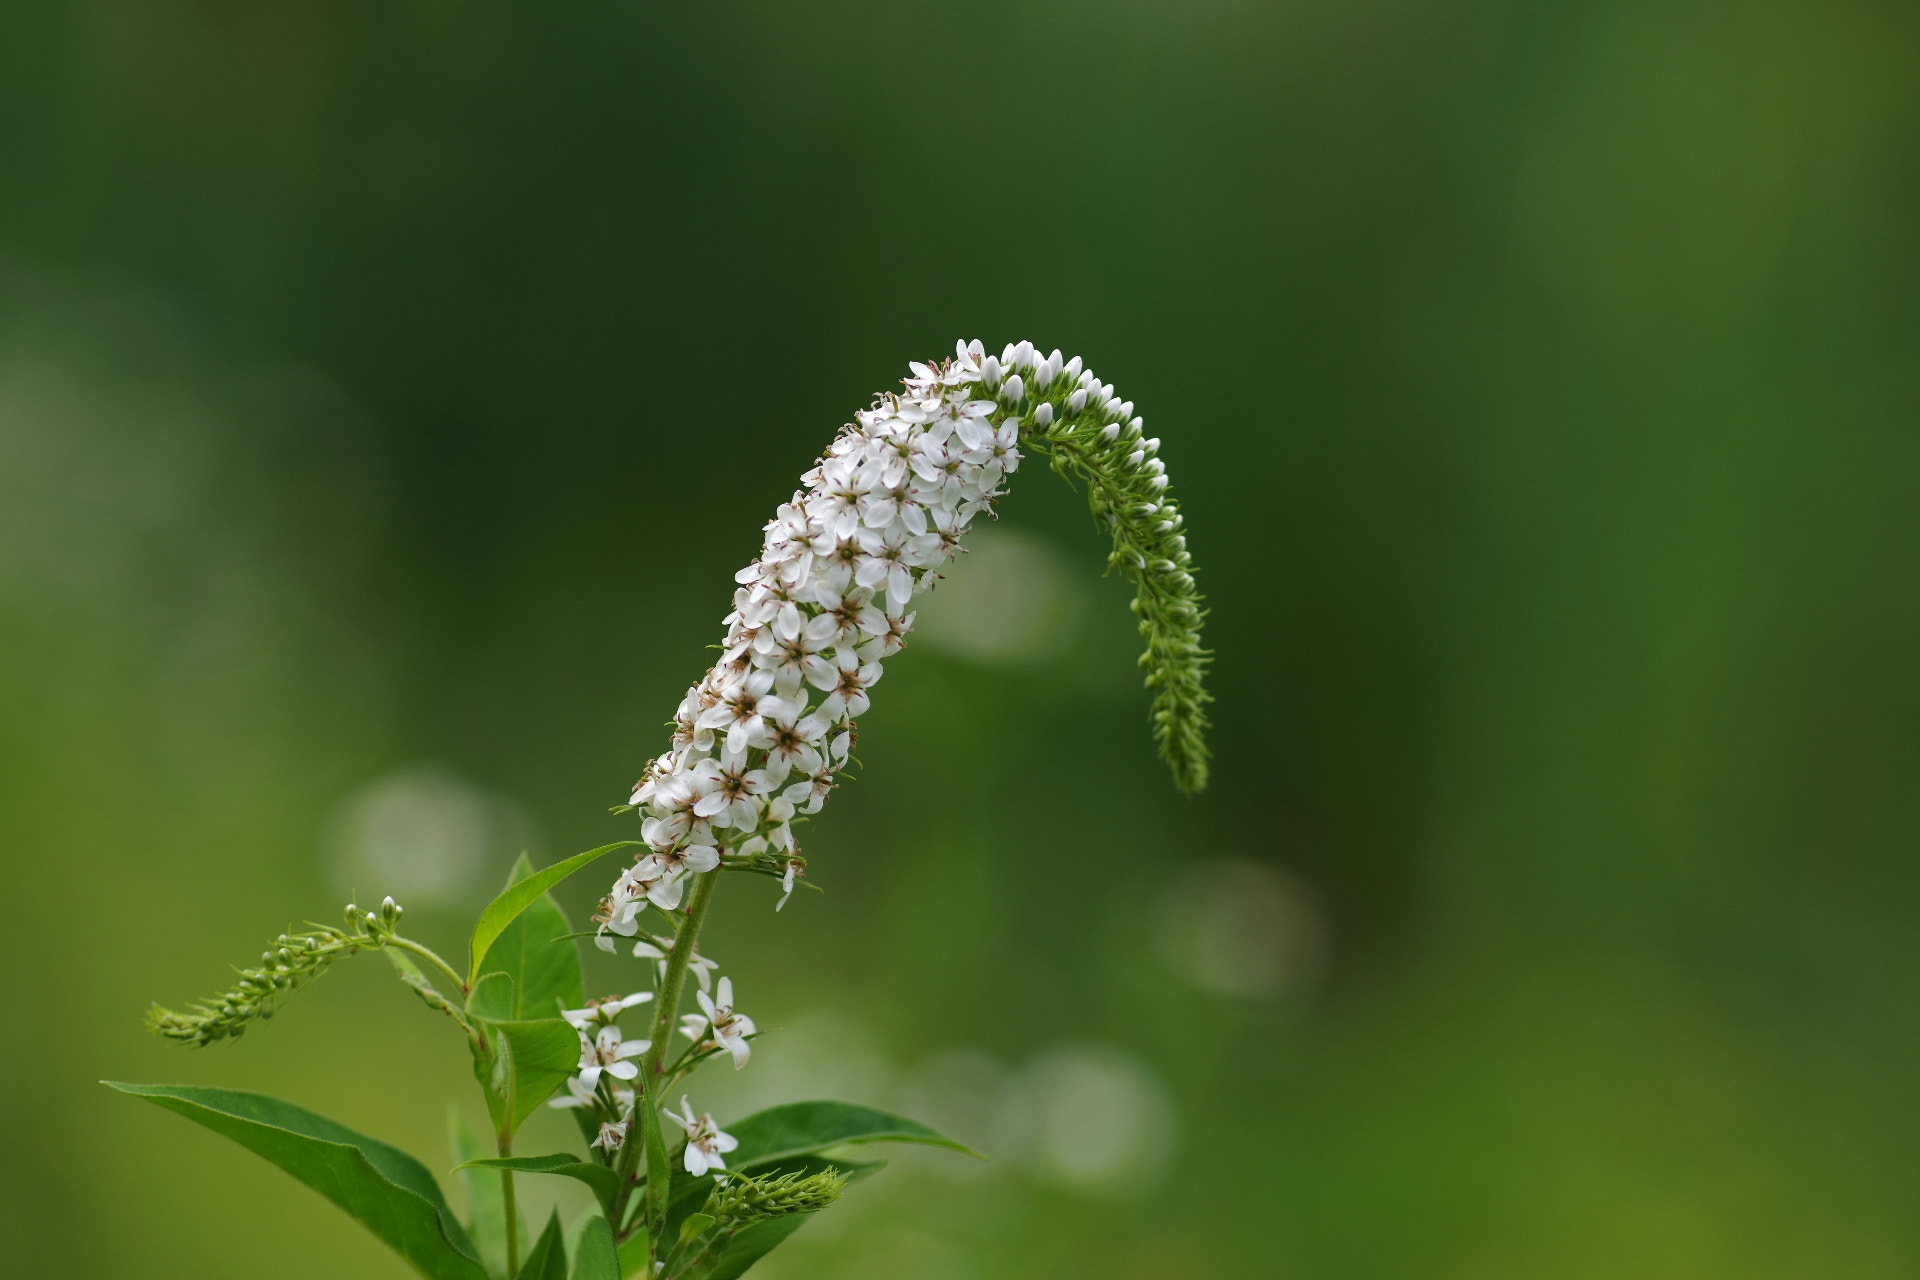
left=600, top=341, right=1209, bottom=931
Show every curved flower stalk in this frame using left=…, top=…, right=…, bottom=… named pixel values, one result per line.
left=601, top=339, right=1209, bottom=946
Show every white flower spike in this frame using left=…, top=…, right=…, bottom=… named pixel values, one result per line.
left=598, top=341, right=1208, bottom=935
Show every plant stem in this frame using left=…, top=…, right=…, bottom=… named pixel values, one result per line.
left=386, top=935, right=469, bottom=996
left=609, top=869, right=720, bottom=1239
left=499, top=1132, right=520, bottom=1275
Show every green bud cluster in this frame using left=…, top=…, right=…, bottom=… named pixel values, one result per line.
left=1007, top=361, right=1211, bottom=794
left=146, top=899, right=401, bottom=1047
left=699, top=1167, right=850, bottom=1229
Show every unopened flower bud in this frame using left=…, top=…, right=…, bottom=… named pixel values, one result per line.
left=1033, top=403, right=1054, bottom=427
left=1000, top=374, right=1025, bottom=403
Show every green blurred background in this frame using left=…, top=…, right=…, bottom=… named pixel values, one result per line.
left=3, top=1, right=1918, bottom=1276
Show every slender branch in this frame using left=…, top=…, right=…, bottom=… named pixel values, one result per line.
left=385, top=935, right=469, bottom=996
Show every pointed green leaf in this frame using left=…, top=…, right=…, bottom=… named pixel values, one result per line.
left=693, top=1216, right=810, bottom=1280
left=643, top=1080, right=671, bottom=1243
left=479, top=856, right=585, bottom=1020
left=469, top=844, right=635, bottom=986
left=516, top=1211, right=569, bottom=1280
left=450, top=1106, right=520, bottom=1279
left=617, top=1229, right=651, bottom=1280
left=474, top=1026, right=514, bottom=1134
left=483, top=1019, right=581, bottom=1132
left=107, top=1082, right=488, bottom=1280
left=724, top=1101, right=978, bottom=1169
left=568, top=1213, right=619, bottom=1280
left=468, top=971, right=519, bottom=1022
left=458, top=1154, right=621, bottom=1212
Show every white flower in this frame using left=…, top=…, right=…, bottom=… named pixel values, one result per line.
left=657, top=840, right=721, bottom=878
left=576, top=1025, right=649, bottom=1090
left=680, top=976, right=757, bottom=1069
left=751, top=614, right=839, bottom=688
left=811, top=648, right=882, bottom=722
left=664, top=1097, right=738, bottom=1177
left=781, top=766, right=837, bottom=815
left=760, top=706, right=828, bottom=783
left=689, top=756, right=775, bottom=831
left=598, top=856, right=687, bottom=943
left=592, top=1120, right=629, bottom=1154
left=687, top=951, right=720, bottom=993
left=776, top=859, right=800, bottom=911
left=852, top=524, right=940, bottom=613
left=696, top=669, right=793, bottom=756
left=563, top=990, right=654, bottom=1031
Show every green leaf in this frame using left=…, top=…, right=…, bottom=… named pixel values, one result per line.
left=474, top=1025, right=513, bottom=1134
left=450, top=1106, right=521, bottom=1279
left=568, top=1213, right=619, bottom=1280
left=643, top=1079, right=672, bottom=1243
left=516, top=1212, right=569, bottom=1280
left=484, top=1019, right=582, bottom=1133
left=617, top=1229, right=651, bottom=1280
left=470, top=844, right=634, bottom=987
left=107, top=1082, right=488, bottom=1280
left=468, top=971, right=519, bottom=1022
left=724, top=1101, right=978, bottom=1169
left=676, top=1212, right=716, bottom=1247
left=458, top=1154, right=621, bottom=1213
left=692, top=1216, right=809, bottom=1280
left=478, top=855, right=586, bottom=1020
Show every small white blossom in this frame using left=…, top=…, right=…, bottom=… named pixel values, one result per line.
left=592, top=1120, right=629, bottom=1154
left=563, top=990, right=653, bottom=1031
left=664, top=1097, right=738, bottom=1177
left=680, top=975, right=757, bottom=1069
left=576, top=1025, right=648, bottom=1090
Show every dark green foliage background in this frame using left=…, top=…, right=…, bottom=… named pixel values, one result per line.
left=2, top=1, right=1917, bottom=1276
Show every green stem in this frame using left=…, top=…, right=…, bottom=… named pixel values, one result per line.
left=609, top=869, right=720, bottom=1241
left=500, top=1133, right=520, bottom=1275
left=386, top=935, right=469, bottom=996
